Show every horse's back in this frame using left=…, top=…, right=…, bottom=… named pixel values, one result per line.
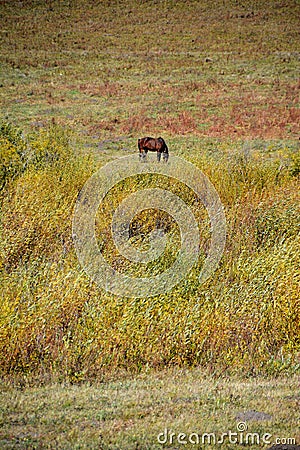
left=138, top=137, right=156, bottom=151
left=138, top=136, right=168, bottom=154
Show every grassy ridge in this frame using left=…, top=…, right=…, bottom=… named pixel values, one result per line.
left=0, top=0, right=299, bottom=384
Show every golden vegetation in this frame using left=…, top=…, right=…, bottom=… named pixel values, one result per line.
left=0, top=123, right=299, bottom=384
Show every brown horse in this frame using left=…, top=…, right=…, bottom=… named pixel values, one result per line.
left=138, top=137, right=169, bottom=162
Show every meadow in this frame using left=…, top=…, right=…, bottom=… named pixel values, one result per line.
left=0, top=0, right=299, bottom=448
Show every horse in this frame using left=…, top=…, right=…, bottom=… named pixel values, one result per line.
left=138, top=137, right=169, bottom=162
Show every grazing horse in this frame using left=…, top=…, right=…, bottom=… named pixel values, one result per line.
left=138, top=137, right=169, bottom=162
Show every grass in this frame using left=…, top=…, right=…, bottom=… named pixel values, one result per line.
left=0, top=124, right=299, bottom=382
left=0, top=0, right=299, bottom=142
left=1, top=369, right=299, bottom=449
left=0, top=0, right=299, bottom=448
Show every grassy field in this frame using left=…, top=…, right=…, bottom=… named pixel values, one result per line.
left=1, top=369, right=299, bottom=449
left=0, top=0, right=299, bottom=448
left=1, top=0, right=299, bottom=142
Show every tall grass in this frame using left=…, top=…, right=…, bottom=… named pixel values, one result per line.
left=0, top=123, right=299, bottom=383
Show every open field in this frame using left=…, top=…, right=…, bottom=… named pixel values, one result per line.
left=1, top=0, right=299, bottom=142
left=0, top=0, right=299, bottom=448
left=1, top=369, right=300, bottom=449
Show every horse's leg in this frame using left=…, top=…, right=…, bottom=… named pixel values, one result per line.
left=138, top=141, right=143, bottom=161
left=139, top=149, right=147, bottom=162
left=157, top=151, right=161, bottom=162
left=163, top=152, right=169, bottom=162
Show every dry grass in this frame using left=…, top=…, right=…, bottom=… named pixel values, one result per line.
left=0, top=126, right=299, bottom=383
left=0, top=368, right=299, bottom=449
left=0, top=1, right=299, bottom=447
left=0, top=0, right=299, bottom=141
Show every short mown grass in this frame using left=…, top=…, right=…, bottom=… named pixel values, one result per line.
left=0, top=369, right=299, bottom=449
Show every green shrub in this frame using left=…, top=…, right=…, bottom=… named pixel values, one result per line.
left=28, top=125, right=72, bottom=169
left=0, top=122, right=27, bottom=190
left=0, top=122, right=73, bottom=192
left=289, top=149, right=300, bottom=177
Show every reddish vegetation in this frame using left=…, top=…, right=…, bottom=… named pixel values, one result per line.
left=90, top=105, right=299, bottom=140
left=87, top=80, right=299, bottom=139
left=206, top=104, right=300, bottom=139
